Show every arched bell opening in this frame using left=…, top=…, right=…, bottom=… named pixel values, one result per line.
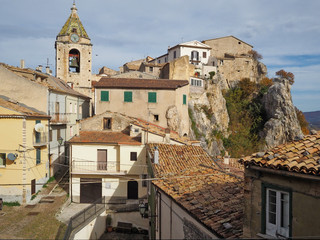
left=69, top=49, right=80, bottom=73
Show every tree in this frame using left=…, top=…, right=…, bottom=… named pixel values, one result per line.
left=275, top=69, right=295, bottom=85
left=295, top=108, right=309, bottom=135
left=239, top=78, right=257, bottom=97
left=248, top=50, right=263, bottom=61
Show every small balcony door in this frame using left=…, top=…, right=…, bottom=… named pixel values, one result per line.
left=97, top=149, right=107, bottom=170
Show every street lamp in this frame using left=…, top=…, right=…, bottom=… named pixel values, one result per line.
left=139, top=202, right=148, bottom=218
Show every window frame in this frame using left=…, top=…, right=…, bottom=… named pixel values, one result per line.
left=261, top=183, right=292, bottom=238
left=124, top=91, right=133, bottom=102
left=103, top=117, right=112, bottom=130
left=130, top=152, right=137, bottom=161
left=101, top=91, right=109, bottom=102
left=0, top=153, right=6, bottom=167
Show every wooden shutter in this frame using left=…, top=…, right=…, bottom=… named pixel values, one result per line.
left=148, top=92, right=157, bottom=103
left=101, top=91, right=109, bottom=101
left=124, top=91, right=132, bottom=102
left=97, top=149, right=107, bottom=170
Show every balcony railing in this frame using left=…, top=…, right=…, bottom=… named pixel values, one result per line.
left=72, top=161, right=124, bottom=174
left=33, top=132, right=48, bottom=146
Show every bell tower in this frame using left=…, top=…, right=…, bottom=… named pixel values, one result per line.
left=55, top=3, right=92, bottom=97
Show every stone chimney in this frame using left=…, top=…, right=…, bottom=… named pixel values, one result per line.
left=20, top=59, right=25, bottom=69
left=165, top=128, right=171, bottom=143
left=36, top=65, right=43, bottom=72
left=46, top=66, right=52, bottom=75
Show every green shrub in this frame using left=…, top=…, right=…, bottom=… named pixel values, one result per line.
left=3, top=201, right=21, bottom=207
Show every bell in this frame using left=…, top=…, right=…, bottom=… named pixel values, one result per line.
left=70, top=58, right=79, bottom=67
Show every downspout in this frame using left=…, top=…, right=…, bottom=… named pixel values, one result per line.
left=48, top=90, right=51, bottom=178
left=157, top=191, right=162, bottom=240
left=22, top=117, right=27, bottom=204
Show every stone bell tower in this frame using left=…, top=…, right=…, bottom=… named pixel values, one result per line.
left=55, top=3, right=93, bottom=97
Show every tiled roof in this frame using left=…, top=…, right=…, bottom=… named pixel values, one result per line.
left=58, top=4, right=89, bottom=39
left=0, top=96, right=50, bottom=118
left=68, top=131, right=141, bottom=145
left=239, top=132, right=320, bottom=176
left=148, top=144, right=243, bottom=238
left=94, top=78, right=189, bottom=90
left=131, top=118, right=194, bottom=145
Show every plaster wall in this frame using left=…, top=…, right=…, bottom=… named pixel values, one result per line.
left=0, top=65, right=48, bottom=113
left=156, top=189, right=217, bottom=239
left=243, top=168, right=320, bottom=238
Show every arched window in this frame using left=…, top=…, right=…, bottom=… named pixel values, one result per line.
left=69, top=49, right=80, bottom=73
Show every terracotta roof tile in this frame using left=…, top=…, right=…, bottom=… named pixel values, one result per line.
left=94, top=77, right=189, bottom=90
left=148, top=143, right=243, bottom=238
left=240, top=132, right=320, bottom=176
left=68, top=131, right=141, bottom=145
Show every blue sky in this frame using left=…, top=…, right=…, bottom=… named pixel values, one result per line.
left=0, top=0, right=319, bottom=112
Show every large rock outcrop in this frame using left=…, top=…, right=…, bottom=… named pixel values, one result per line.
left=261, top=78, right=303, bottom=149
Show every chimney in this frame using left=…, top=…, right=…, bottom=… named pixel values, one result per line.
left=165, top=128, right=171, bottom=143
left=36, top=65, right=43, bottom=72
left=154, top=147, right=159, bottom=164
left=20, top=59, right=25, bottom=69
left=46, top=66, right=52, bottom=75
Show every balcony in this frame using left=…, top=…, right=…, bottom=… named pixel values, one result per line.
left=51, top=113, right=68, bottom=124
left=33, top=132, right=48, bottom=147
left=71, top=161, right=126, bottom=175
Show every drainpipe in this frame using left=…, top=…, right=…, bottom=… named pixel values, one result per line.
left=48, top=90, right=51, bottom=178
left=22, top=118, right=27, bottom=204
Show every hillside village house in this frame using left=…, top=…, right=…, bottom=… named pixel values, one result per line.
left=0, top=63, right=90, bottom=176
left=93, top=78, right=190, bottom=136
left=0, top=97, right=50, bottom=204
left=68, top=111, right=195, bottom=204
left=146, top=143, right=244, bottom=239
left=239, top=132, right=320, bottom=239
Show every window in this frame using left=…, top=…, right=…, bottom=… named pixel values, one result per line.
left=173, top=51, right=177, bottom=59
left=149, top=67, right=153, bottom=72
left=97, top=149, right=107, bottom=170
left=0, top=153, right=6, bottom=166
left=148, top=92, right=157, bottom=103
left=36, top=149, right=41, bottom=164
left=203, top=52, right=207, bottom=58
left=124, top=91, right=132, bottom=102
left=57, top=129, right=61, bottom=141
left=101, top=91, right=109, bottom=102
left=130, top=152, right=137, bottom=161
left=103, top=118, right=112, bottom=130
left=142, top=174, right=147, bottom=187
left=154, top=114, right=159, bottom=121
left=35, top=120, right=41, bottom=143
left=183, top=94, right=187, bottom=105
left=69, top=49, right=80, bottom=73
left=264, top=187, right=291, bottom=238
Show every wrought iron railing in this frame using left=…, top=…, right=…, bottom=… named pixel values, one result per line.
left=72, top=161, right=119, bottom=173
left=63, top=197, right=106, bottom=240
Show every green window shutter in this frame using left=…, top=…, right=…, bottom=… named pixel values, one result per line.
left=124, top=91, right=132, bottom=102
left=148, top=92, right=157, bottom=103
left=101, top=91, right=109, bottom=102
left=36, top=120, right=41, bottom=124
left=36, top=149, right=41, bottom=164
left=183, top=94, right=187, bottom=105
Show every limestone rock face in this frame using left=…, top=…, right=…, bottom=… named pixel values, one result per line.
left=188, top=78, right=229, bottom=156
left=261, top=78, right=303, bottom=149
left=166, top=105, right=181, bottom=134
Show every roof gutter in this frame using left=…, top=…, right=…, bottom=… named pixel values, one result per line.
left=248, top=165, right=320, bottom=182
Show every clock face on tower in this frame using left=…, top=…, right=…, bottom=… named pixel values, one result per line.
left=70, top=33, right=79, bottom=43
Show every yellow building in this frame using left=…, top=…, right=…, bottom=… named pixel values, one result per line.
left=0, top=97, right=50, bottom=204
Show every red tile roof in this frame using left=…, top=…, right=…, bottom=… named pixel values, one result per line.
left=94, top=78, right=189, bottom=90
left=239, top=132, right=320, bottom=176
left=68, top=131, right=142, bottom=145
left=148, top=143, right=243, bottom=238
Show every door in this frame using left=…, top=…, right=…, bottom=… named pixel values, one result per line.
left=31, top=179, right=36, bottom=195
left=97, top=149, right=107, bottom=170
left=80, top=178, right=102, bottom=203
left=127, top=181, right=138, bottom=199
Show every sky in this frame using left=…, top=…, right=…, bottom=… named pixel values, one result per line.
left=0, top=0, right=319, bottom=112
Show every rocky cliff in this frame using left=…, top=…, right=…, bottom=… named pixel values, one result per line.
left=189, top=75, right=303, bottom=157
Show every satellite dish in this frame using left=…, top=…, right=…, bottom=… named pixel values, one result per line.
left=35, top=123, right=45, bottom=132
left=7, top=153, right=17, bottom=161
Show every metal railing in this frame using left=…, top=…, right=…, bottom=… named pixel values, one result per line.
left=63, top=197, right=106, bottom=240
left=72, top=161, right=119, bottom=173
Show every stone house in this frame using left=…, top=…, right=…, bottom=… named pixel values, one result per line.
left=146, top=143, right=244, bottom=239
left=0, top=96, right=50, bottom=204
left=202, top=36, right=266, bottom=86
left=93, top=77, right=190, bottom=136
left=68, top=112, right=195, bottom=204
left=239, top=132, right=320, bottom=239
